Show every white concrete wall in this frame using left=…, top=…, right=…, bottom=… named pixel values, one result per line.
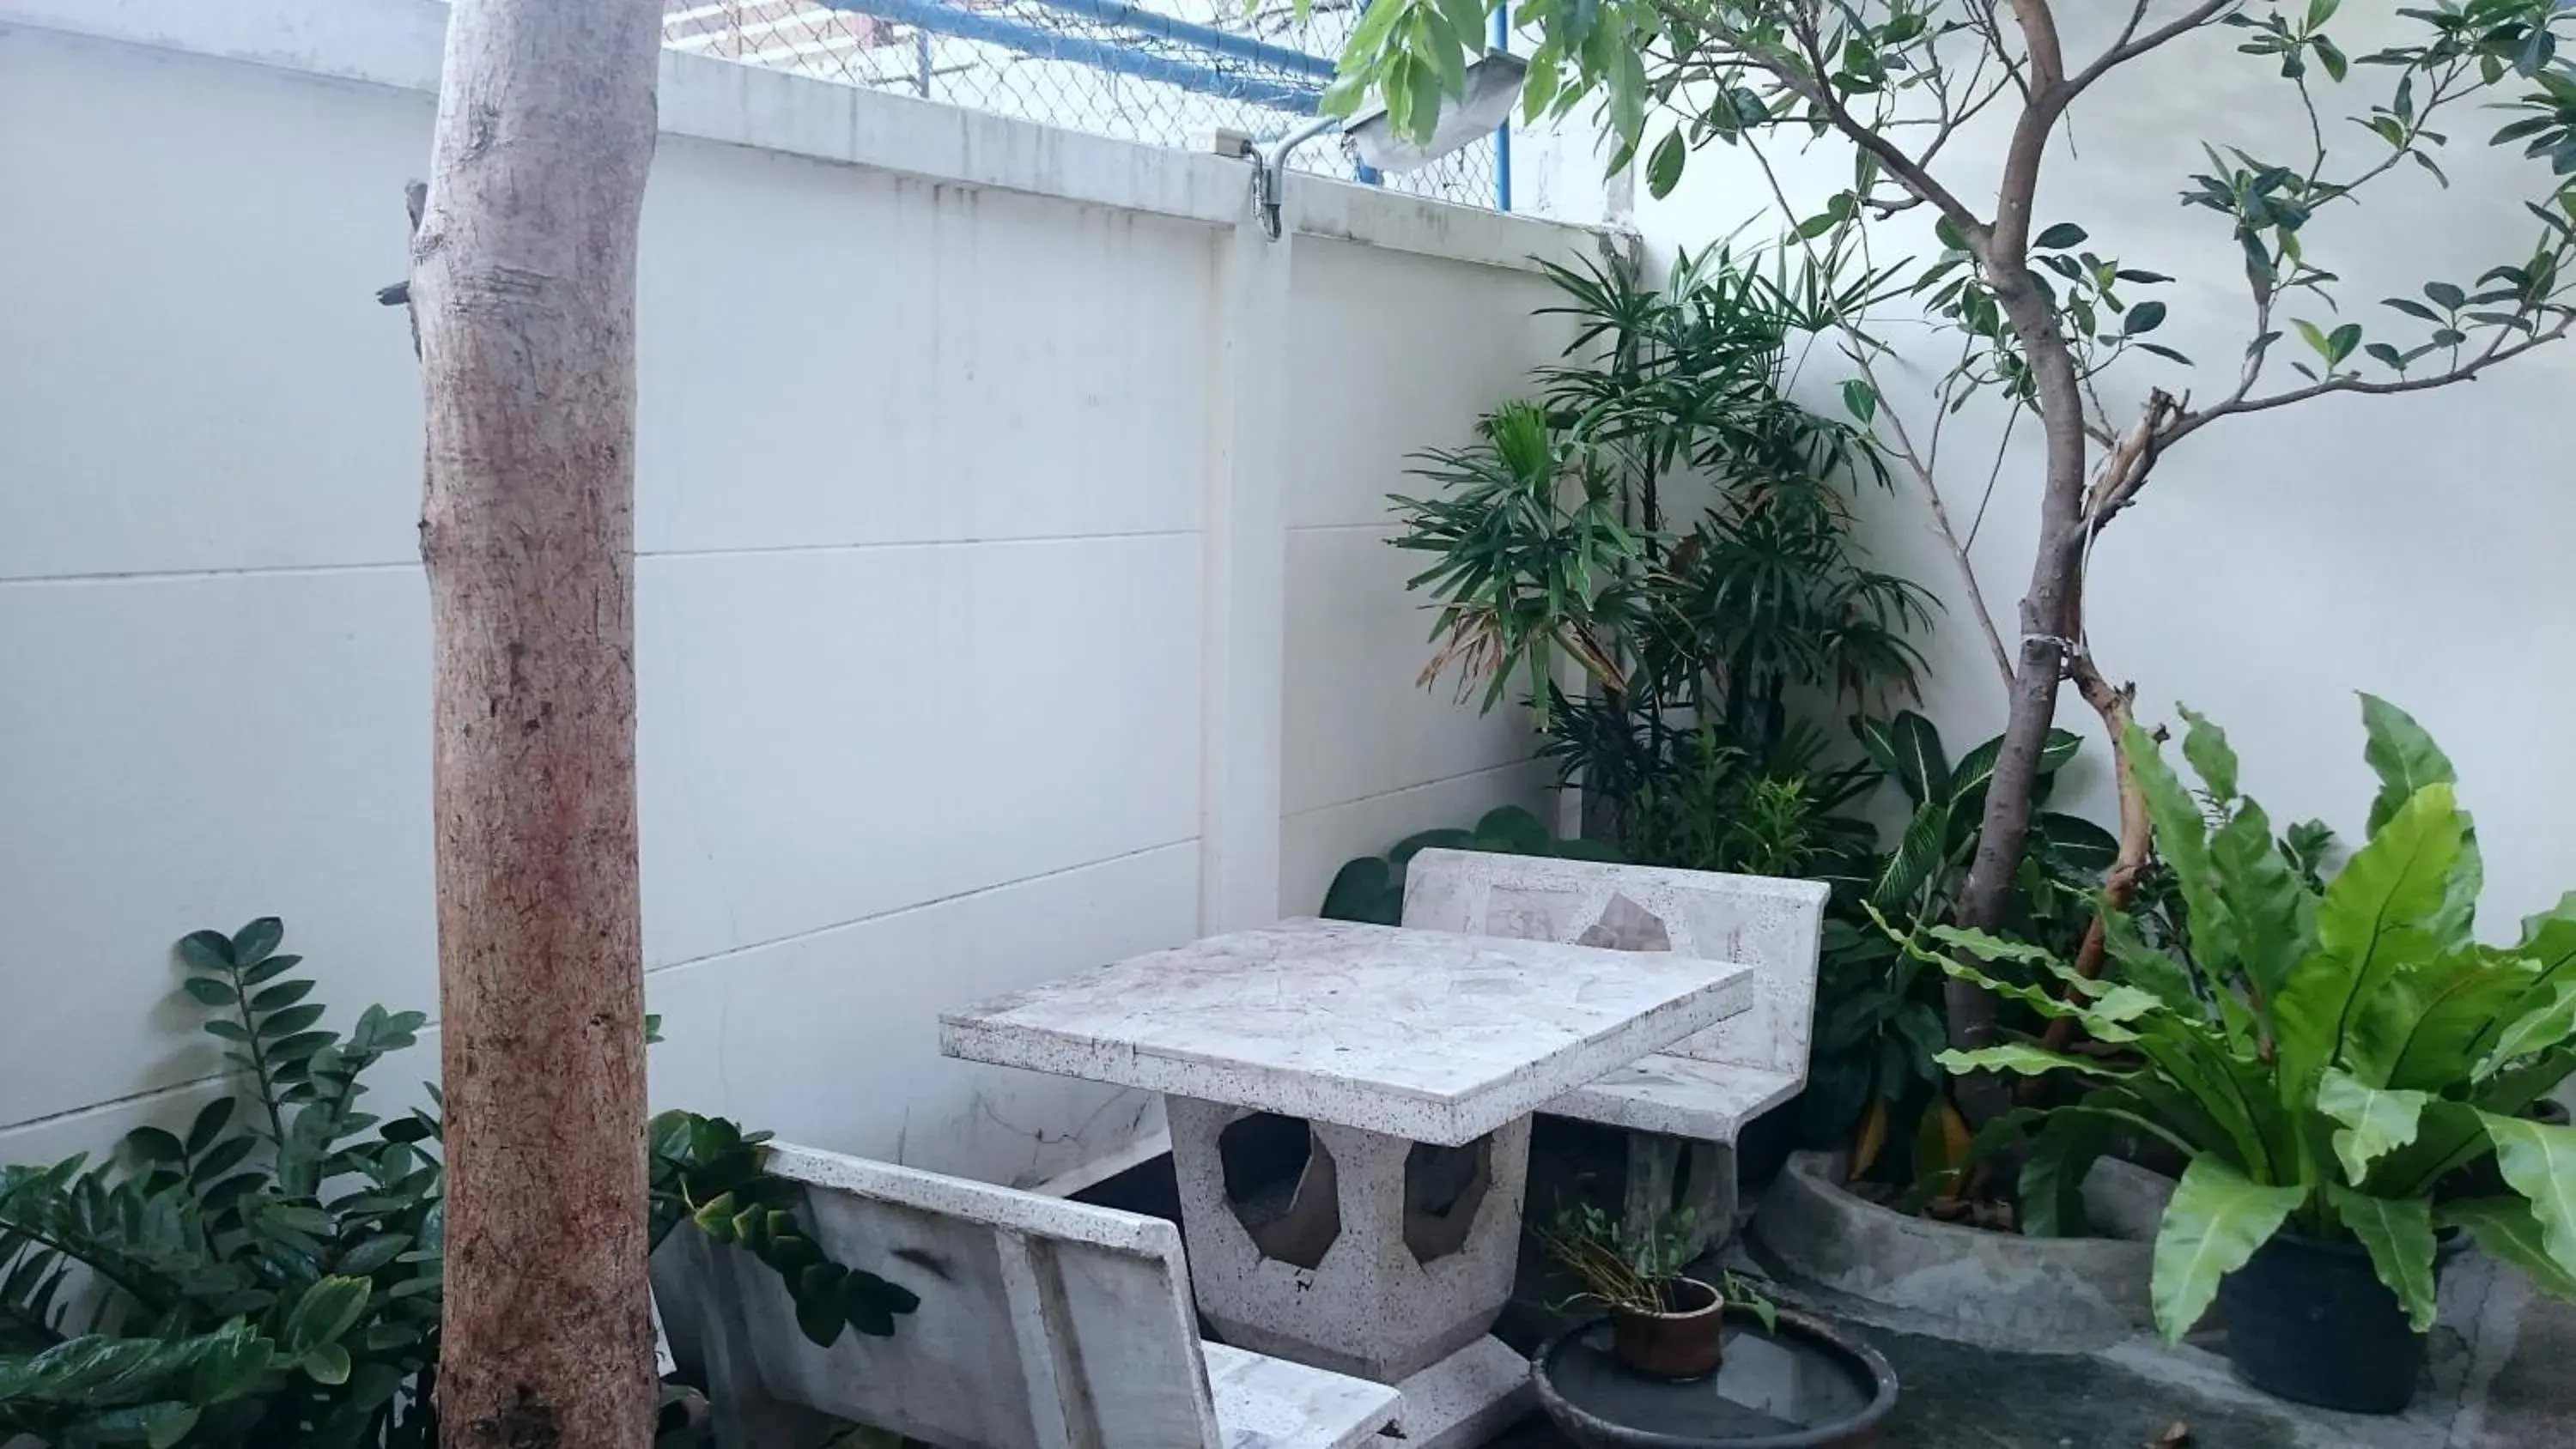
left=0, top=0, right=1596, bottom=1185
left=1635, top=11, right=2576, bottom=931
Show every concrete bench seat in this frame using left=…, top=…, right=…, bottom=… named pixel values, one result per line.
left=1547, top=1052, right=1803, bottom=1143
left=1398, top=849, right=1828, bottom=1255
left=653, top=1143, right=1400, bottom=1449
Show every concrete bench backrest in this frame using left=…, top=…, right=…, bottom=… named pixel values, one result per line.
left=1400, top=849, right=1830, bottom=1076
left=655, top=1143, right=1225, bottom=1449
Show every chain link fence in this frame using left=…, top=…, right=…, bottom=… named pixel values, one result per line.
left=663, top=0, right=1503, bottom=209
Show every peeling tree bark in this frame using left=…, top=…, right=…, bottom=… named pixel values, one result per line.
left=411, top=3, right=664, bottom=1446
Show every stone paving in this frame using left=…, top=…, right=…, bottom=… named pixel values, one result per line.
left=1489, top=1203, right=2576, bottom=1449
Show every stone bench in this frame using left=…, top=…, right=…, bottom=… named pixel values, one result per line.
left=652, top=1142, right=1400, bottom=1449
left=1398, top=849, right=1828, bottom=1256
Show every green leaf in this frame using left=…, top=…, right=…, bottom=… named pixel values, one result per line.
left=2211, top=802, right=2312, bottom=1001
left=2123, top=300, right=2169, bottom=336
left=1318, top=856, right=1399, bottom=925
left=2033, top=812, right=2121, bottom=877
left=2176, top=705, right=2239, bottom=803
left=256, top=1003, right=328, bottom=1040
left=282, top=1275, right=373, bottom=1353
left=2033, top=221, right=2088, bottom=249
left=2439, top=1197, right=2576, bottom=1301
left=2020, top=1112, right=2113, bottom=1238
left=2273, top=784, right=2465, bottom=1093
left=122, top=1126, right=186, bottom=1166
left=2357, top=699, right=2475, bottom=949
left=178, top=930, right=236, bottom=973
left=2318, top=1069, right=2430, bottom=1184
left=2329, top=1185, right=2438, bottom=1331
left=2313, top=33, right=2348, bottom=82
left=183, top=977, right=240, bottom=1008
left=1868, top=798, right=1953, bottom=911
left=2482, top=1113, right=2576, bottom=1269
left=335, top=1234, right=412, bottom=1276
left=2126, top=720, right=2232, bottom=971
left=2479, top=982, right=2576, bottom=1082
left=300, top=1343, right=352, bottom=1386
left=1644, top=128, right=1686, bottom=200
left=1435, top=0, right=1486, bottom=80
left=1841, top=378, right=1878, bottom=424
left=232, top=917, right=285, bottom=964
left=185, top=1097, right=237, bottom=1155
left=249, top=979, right=316, bottom=1013
left=1935, top=1044, right=2123, bottom=1079
left=2372, top=955, right=2548, bottom=1093
left=2150, top=1157, right=2307, bottom=1343
left=1864, top=711, right=1949, bottom=806
left=1920, top=925, right=2058, bottom=968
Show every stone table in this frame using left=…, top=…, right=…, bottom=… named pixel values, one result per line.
left=940, top=919, right=1756, bottom=1449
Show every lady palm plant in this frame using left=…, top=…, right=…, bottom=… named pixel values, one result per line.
left=1899, top=698, right=2576, bottom=1338
left=1389, top=251, right=1932, bottom=855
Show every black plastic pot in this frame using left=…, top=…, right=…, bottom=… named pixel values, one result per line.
left=2218, top=1232, right=2456, bottom=1415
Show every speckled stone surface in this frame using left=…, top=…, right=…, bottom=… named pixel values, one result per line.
left=1546, top=1054, right=1801, bottom=1141
left=940, top=919, right=1755, bottom=1146
left=1170, top=1099, right=1531, bottom=1383
left=1400, top=851, right=1828, bottom=1079
left=1390, top=1334, right=1539, bottom=1449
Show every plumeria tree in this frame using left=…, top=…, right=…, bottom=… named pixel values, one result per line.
left=1331, top=0, right=2576, bottom=1116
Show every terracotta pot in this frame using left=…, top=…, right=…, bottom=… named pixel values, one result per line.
left=1607, top=1276, right=1724, bottom=1381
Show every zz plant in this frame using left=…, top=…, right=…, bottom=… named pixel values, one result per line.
left=0, top=920, right=916, bottom=1447
left=1897, top=698, right=2576, bottom=1339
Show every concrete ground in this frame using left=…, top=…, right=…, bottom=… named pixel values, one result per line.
left=1075, top=1126, right=2573, bottom=1448
left=1488, top=1222, right=2576, bottom=1449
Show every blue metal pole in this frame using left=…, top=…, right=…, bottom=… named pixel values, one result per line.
left=1490, top=8, right=1512, bottom=212
left=816, top=0, right=1325, bottom=112
left=1018, top=0, right=1336, bottom=80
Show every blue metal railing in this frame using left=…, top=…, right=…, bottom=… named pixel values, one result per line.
left=1021, top=0, right=1337, bottom=81
left=806, top=0, right=1508, bottom=210
left=814, top=0, right=1326, bottom=112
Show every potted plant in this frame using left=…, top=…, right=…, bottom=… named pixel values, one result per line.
left=1537, top=1203, right=1776, bottom=1381
left=1892, top=697, right=2576, bottom=1415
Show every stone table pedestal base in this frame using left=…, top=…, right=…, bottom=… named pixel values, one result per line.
left=1167, top=1095, right=1536, bottom=1449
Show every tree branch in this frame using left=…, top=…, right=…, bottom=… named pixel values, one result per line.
left=2166, top=316, right=2574, bottom=447
left=2066, top=0, right=2236, bottom=100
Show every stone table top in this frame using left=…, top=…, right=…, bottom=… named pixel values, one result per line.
left=939, top=919, right=1754, bottom=1145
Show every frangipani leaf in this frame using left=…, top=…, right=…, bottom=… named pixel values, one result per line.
left=2151, top=1158, right=2306, bottom=1343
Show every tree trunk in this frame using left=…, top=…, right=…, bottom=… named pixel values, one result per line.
left=414, top=3, right=663, bottom=1446
left=1940, top=266, right=2088, bottom=1120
